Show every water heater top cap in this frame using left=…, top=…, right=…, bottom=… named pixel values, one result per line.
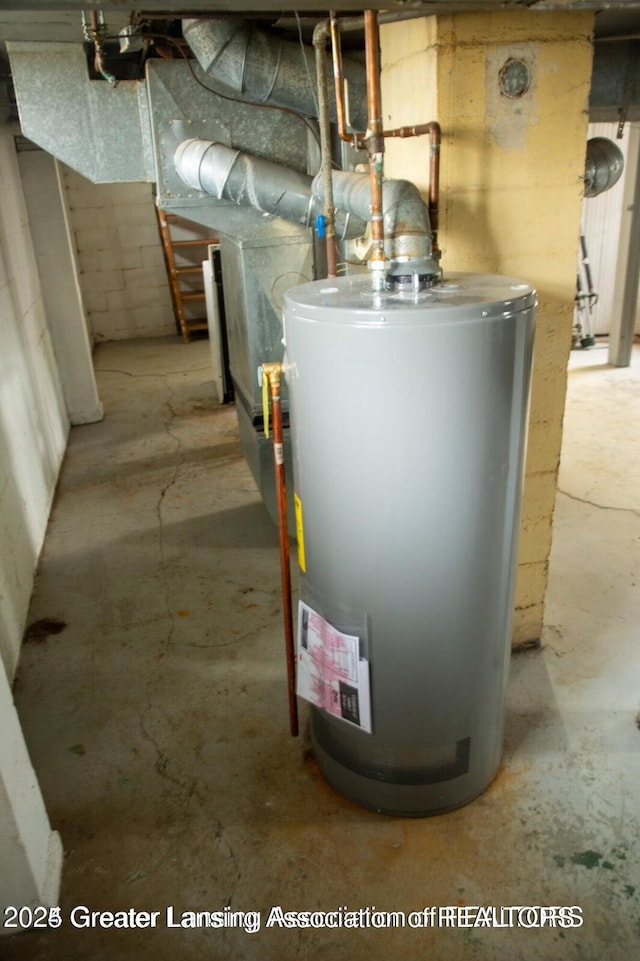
left=284, top=272, right=536, bottom=328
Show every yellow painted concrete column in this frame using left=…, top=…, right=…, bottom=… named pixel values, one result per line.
left=381, top=11, right=594, bottom=646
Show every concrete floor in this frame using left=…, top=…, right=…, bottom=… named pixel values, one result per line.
left=3, top=336, right=639, bottom=960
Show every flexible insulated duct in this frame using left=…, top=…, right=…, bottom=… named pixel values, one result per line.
left=182, top=17, right=368, bottom=129
left=174, top=138, right=367, bottom=241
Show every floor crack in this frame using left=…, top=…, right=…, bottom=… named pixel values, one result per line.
left=140, top=696, right=241, bottom=890
left=156, top=386, right=186, bottom=649
left=557, top=488, right=640, bottom=518
left=140, top=698, right=189, bottom=794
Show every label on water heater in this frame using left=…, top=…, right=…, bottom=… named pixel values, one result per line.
left=296, top=601, right=372, bottom=733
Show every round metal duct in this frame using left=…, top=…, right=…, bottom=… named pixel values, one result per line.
left=584, top=137, right=625, bottom=198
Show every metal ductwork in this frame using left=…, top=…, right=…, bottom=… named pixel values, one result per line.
left=174, top=138, right=438, bottom=273
left=173, top=138, right=367, bottom=241
left=182, top=17, right=368, bottom=129
left=312, top=170, right=440, bottom=280
left=590, top=40, right=640, bottom=123
left=583, top=136, right=625, bottom=197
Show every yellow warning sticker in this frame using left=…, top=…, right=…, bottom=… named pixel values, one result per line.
left=261, top=369, right=270, bottom=438
left=294, top=493, right=306, bottom=573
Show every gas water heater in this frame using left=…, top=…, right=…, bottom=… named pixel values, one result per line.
left=284, top=272, right=535, bottom=816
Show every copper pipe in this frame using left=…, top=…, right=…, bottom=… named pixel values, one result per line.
left=382, top=121, right=441, bottom=259
left=263, top=363, right=299, bottom=738
left=86, top=10, right=118, bottom=87
left=364, top=11, right=382, bottom=142
left=313, top=19, right=339, bottom=278
left=364, top=11, right=385, bottom=271
left=330, top=12, right=362, bottom=148
left=426, top=122, right=441, bottom=261
left=329, top=13, right=441, bottom=267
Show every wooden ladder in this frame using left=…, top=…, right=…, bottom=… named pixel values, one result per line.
left=155, top=207, right=214, bottom=342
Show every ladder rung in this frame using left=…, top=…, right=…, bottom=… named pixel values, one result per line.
left=155, top=205, right=216, bottom=342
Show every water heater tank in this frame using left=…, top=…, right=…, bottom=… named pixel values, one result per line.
left=283, top=272, right=536, bottom=816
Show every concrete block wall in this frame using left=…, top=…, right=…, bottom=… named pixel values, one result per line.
left=0, top=124, right=64, bottom=912
left=381, top=11, right=595, bottom=646
left=0, top=128, right=68, bottom=679
left=61, top=169, right=176, bottom=342
left=18, top=150, right=103, bottom=427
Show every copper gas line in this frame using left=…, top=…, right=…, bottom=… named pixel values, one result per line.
left=312, top=19, right=338, bottom=278
left=261, top=362, right=299, bottom=738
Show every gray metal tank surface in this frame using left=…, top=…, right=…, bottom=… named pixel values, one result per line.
left=283, top=271, right=536, bottom=816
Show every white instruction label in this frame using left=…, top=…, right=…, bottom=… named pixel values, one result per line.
left=296, top=601, right=371, bottom=733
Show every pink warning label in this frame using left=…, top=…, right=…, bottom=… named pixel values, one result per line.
left=296, top=601, right=371, bottom=732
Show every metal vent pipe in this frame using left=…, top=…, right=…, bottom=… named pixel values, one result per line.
left=174, top=138, right=439, bottom=272
left=182, top=17, right=368, bottom=128
left=174, top=138, right=440, bottom=273
left=312, top=169, right=439, bottom=278
left=583, top=136, right=625, bottom=197
left=174, top=138, right=367, bottom=241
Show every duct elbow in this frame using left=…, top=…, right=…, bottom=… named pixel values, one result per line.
left=182, top=17, right=249, bottom=94
left=313, top=171, right=439, bottom=280
left=182, top=16, right=367, bottom=127
left=381, top=180, right=440, bottom=281
left=174, top=139, right=239, bottom=198
left=174, top=138, right=365, bottom=240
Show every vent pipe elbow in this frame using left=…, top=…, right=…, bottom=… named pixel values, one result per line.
left=174, top=138, right=367, bottom=240
left=312, top=170, right=439, bottom=278
left=174, top=139, right=437, bottom=273
left=182, top=17, right=367, bottom=128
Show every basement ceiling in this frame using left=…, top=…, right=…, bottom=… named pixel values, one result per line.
left=0, top=0, right=636, bottom=11
left=1, top=3, right=640, bottom=78
left=0, top=1, right=636, bottom=14
left=1, top=3, right=640, bottom=42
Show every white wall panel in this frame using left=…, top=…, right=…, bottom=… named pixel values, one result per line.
left=578, top=122, right=640, bottom=336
